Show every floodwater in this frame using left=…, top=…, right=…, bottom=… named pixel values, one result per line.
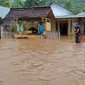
left=0, top=38, right=85, bottom=85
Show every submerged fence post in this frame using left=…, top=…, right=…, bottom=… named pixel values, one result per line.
left=58, top=22, right=60, bottom=40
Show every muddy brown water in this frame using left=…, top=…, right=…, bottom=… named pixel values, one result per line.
left=0, top=38, right=85, bottom=85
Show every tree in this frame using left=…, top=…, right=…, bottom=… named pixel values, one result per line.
left=62, top=0, right=73, bottom=10
left=60, top=0, right=77, bottom=14
left=24, top=0, right=48, bottom=7
left=12, top=0, right=24, bottom=8
left=0, top=0, right=10, bottom=7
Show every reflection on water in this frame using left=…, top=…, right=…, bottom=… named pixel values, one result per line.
left=0, top=38, right=85, bottom=85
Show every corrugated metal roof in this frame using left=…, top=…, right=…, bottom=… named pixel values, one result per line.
left=77, top=12, right=85, bottom=16
left=50, top=3, right=73, bottom=18
left=0, top=6, right=10, bottom=18
left=55, top=12, right=85, bottom=18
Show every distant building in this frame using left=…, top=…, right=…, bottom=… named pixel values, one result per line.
left=0, top=6, right=10, bottom=25
left=0, top=6, right=11, bottom=38
left=0, top=6, right=10, bottom=19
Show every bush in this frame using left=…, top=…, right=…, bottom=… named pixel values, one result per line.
left=9, top=25, right=16, bottom=31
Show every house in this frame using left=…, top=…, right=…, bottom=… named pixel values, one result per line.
left=0, top=6, right=10, bottom=19
left=77, top=12, right=85, bottom=35
left=0, top=6, right=10, bottom=28
left=0, top=6, right=10, bottom=38
left=7, top=3, right=73, bottom=39
left=50, top=3, right=73, bottom=37
left=56, top=12, right=85, bottom=38
left=70, top=12, right=85, bottom=35
left=0, top=6, right=10, bottom=25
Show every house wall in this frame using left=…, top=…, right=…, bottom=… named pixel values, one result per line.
left=51, top=19, right=56, bottom=32
left=71, top=18, right=85, bottom=34
left=71, top=18, right=79, bottom=34
left=80, top=18, right=85, bottom=34
left=3, top=19, right=12, bottom=26
left=44, top=19, right=51, bottom=31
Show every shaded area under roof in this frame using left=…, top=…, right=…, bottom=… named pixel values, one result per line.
left=0, top=6, right=10, bottom=18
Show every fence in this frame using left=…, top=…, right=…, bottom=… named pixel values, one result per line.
left=45, top=32, right=59, bottom=39
left=1, top=31, right=60, bottom=39
left=1, top=25, right=15, bottom=38
left=1, top=26, right=60, bottom=39
left=2, top=31, right=15, bottom=38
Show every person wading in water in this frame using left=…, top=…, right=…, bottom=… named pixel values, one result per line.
left=75, top=23, right=81, bottom=43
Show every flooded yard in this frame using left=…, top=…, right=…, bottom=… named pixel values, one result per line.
left=0, top=38, right=85, bottom=85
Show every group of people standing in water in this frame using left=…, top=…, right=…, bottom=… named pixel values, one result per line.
left=16, top=20, right=82, bottom=43
left=17, top=21, right=44, bottom=36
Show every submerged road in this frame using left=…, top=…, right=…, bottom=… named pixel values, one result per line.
left=0, top=38, right=85, bottom=85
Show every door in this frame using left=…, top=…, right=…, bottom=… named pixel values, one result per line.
left=60, top=22, right=68, bottom=36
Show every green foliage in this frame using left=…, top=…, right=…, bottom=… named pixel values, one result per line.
left=12, top=0, right=24, bottom=8
left=0, top=0, right=10, bottom=7
left=1, top=0, right=85, bottom=14
left=57, top=0, right=85, bottom=14
left=63, top=0, right=73, bottom=10
left=24, top=0, right=48, bottom=7
left=10, top=24, right=16, bottom=31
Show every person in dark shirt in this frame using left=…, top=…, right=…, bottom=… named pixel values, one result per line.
left=75, top=26, right=81, bottom=43
left=28, top=23, right=38, bottom=34
left=29, top=27, right=38, bottom=34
